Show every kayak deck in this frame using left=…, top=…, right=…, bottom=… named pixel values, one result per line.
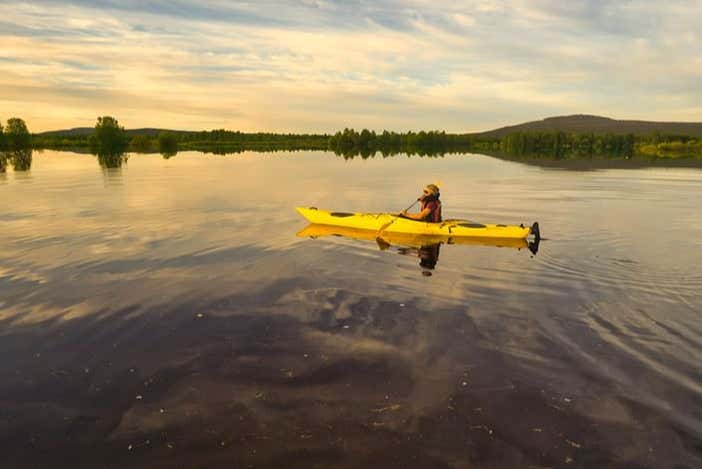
left=296, top=207, right=537, bottom=240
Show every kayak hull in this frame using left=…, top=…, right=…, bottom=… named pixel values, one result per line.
left=297, top=224, right=530, bottom=249
left=295, top=207, right=534, bottom=239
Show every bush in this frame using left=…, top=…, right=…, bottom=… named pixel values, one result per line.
left=131, top=135, right=153, bottom=152
left=158, top=132, right=178, bottom=156
left=5, top=117, right=31, bottom=149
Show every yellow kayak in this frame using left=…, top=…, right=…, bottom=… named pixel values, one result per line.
left=295, top=207, right=539, bottom=240
left=297, top=223, right=531, bottom=250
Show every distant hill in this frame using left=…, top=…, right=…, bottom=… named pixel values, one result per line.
left=36, top=128, right=194, bottom=137
left=474, top=115, right=702, bottom=138
left=36, top=127, right=94, bottom=137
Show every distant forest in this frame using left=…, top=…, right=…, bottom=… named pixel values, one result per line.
left=31, top=128, right=329, bottom=154
left=22, top=114, right=702, bottom=164
left=327, top=129, right=702, bottom=159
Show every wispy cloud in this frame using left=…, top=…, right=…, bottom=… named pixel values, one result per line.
left=0, top=0, right=700, bottom=132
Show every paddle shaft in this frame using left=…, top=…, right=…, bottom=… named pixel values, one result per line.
left=376, top=198, right=420, bottom=237
left=401, top=198, right=421, bottom=214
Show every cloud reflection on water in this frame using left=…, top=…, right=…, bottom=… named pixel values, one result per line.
left=1, top=150, right=702, bottom=467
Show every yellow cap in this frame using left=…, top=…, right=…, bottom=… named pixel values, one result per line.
left=425, top=184, right=440, bottom=195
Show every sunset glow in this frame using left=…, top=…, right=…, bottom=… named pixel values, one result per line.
left=1, top=1, right=701, bottom=132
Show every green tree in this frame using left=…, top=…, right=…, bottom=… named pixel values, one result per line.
left=158, top=132, right=178, bottom=157
left=5, top=117, right=31, bottom=149
left=97, top=151, right=127, bottom=168
left=623, top=133, right=635, bottom=157
left=0, top=120, right=5, bottom=150
left=92, top=116, right=128, bottom=153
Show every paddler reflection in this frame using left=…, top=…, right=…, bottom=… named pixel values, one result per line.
left=299, top=224, right=539, bottom=276
left=377, top=237, right=442, bottom=276
left=403, top=243, right=441, bottom=276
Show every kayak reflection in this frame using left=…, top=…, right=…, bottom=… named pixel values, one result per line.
left=297, top=224, right=540, bottom=274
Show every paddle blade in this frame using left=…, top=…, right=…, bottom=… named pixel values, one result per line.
left=376, top=220, right=394, bottom=234
left=375, top=237, right=391, bottom=251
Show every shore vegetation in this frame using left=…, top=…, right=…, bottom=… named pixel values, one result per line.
left=22, top=116, right=702, bottom=161
left=1, top=117, right=33, bottom=172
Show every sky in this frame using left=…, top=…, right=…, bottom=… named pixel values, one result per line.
left=0, top=0, right=701, bottom=133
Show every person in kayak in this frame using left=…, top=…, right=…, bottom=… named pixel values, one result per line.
left=401, top=184, right=442, bottom=222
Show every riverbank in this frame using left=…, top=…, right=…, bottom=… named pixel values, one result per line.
left=30, top=129, right=701, bottom=160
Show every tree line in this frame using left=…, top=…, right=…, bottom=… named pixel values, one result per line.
left=27, top=115, right=702, bottom=162
left=500, top=131, right=636, bottom=158
left=327, top=129, right=701, bottom=159
left=33, top=125, right=328, bottom=156
left=498, top=130, right=701, bottom=159
left=0, top=117, right=33, bottom=172
left=327, top=128, right=487, bottom=158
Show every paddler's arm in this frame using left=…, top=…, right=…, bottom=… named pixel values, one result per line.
left=400, top=207, right=431, bottom=220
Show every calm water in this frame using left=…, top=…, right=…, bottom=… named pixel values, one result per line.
left=1, top=150, right=701, bottom=468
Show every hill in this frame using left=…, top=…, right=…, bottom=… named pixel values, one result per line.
left=474, top=115, right=702, bottom=138
left=36, top=128, right=193, bottom=137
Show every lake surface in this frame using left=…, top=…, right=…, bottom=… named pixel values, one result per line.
left=1, top=150, right=701, bottom=468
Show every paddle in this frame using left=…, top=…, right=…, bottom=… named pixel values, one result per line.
left=375, top=182, right=441, bottom=241
left=375, top=198, right=420, bottom=240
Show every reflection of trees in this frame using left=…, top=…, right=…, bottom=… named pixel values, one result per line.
left=0, top=149, right=33, bottom=171
left=101, top=166, right=123, bottom=186
left=10, top=149, right=32, bottom=171
left=481, top=150, right=702, bottom=170
left=335, top=148, right=448, bottom=159
left=97, top=150, right=128, bottom=168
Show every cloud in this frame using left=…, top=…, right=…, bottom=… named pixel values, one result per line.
left=0, top=0, right=700, bottom=132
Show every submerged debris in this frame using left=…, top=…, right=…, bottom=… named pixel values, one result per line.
left=372, top=404, right=401, bottom=413
left=566, top=439, right=582, bottom=449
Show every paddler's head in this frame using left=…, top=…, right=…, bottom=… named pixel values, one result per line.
left=421, top=184, right=440, bottom=201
